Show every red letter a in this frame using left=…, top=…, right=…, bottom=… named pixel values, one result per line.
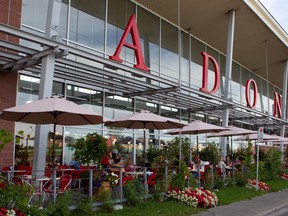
left=109, top=15, right=149, bottom=72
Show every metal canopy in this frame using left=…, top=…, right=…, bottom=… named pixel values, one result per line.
left=0, top=23, right=286, bottom=135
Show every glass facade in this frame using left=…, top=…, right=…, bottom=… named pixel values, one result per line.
left=19, top=0, right=285, bottom=165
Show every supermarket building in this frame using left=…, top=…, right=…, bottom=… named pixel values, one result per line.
left=0, top=0, right=287, bottom=173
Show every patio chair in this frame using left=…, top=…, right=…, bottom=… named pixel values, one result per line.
left=44, top=174, right=72, bottom=197
left=10, top=177, right=40, bottom=206
left=0, top=176, right=6, bottom=189
left=147, top=168, right=159, bottom=186
left=11, top=176, right=23, bottom=184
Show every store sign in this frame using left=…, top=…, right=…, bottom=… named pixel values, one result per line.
left=109, top=15, right=149, bottom=72
left=109, top=14, right=283, bottom=119
left=245, top=79, right=258, bottom=109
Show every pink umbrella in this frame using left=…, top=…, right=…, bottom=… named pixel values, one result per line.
left=207, top=126, right=257, bottom=156
left=207, top=126, right=257, bottom=138
left=270, top=135, right=288, bottom=143
left=167, top=120, right=228, bottom=155
left=0, top=95, right=104, bottom=200
left=0, top=95, right=104, bottom=158
left=105, top=110, right=186, bottom=163
left=234, top=133, right=280, bottom=141
left=207, top=126, right=257, bottom=181
left=105, top=110, right=186, bottom=130
left=167, top=120, right=228, bottom=187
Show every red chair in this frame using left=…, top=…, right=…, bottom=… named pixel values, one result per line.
left=147, top=168, right=158, bottom=186
left=70, top=170, right=82, bottom=189
left=217, top=167, right=223, bottom=177
left=26, top=166, right=32, bottom=175
left=17, top=165, right=27, bottom=175
left=122, top=175, right=134, bottom=185
left=10, top=176, right=40, bottom=205
left=0, top=176, right=6, bottom=189
left=112, top=170, right=134, bottom=186
left=44, top=174, right=72, bottom=198
left=147, top=173, right=157, bottom=186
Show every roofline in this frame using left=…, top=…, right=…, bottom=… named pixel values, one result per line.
left=244, top=0, right=288, bottom=47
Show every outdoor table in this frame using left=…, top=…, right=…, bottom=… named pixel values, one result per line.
left=58, top=168, right=75, bottom=176
left=126, top=171, right=145, bottom=179
left=21, top=174, right=59, bottom=204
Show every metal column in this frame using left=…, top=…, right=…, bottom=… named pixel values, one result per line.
left=280, top=60, right=288, bottom=155
left=32, top=0, right=62, bottom=178
left=221, top=10, right=235, bottom=158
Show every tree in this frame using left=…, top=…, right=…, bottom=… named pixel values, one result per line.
left=68, top=133, right=108, bottom=166
left=0, top=129, right=13, bottom=152
left=199, top=142, right=220, bottom=166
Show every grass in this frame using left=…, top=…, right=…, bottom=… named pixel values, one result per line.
left=93, top=178, right=288, bottom=215
left=215, top=186, right=265, bottom=205
left=96, top=200, right=203, bottom=216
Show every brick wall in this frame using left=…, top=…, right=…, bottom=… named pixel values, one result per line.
left=0, top=0, right=22, bottom=168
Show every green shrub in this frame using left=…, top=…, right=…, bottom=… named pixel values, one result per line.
left=123, top=180, right=145, bottom=206
left=213, top=177, right=224, bottom=189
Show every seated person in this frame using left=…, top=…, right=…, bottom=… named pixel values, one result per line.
left=111, top=156, right=133, bottom=184
left=69, top=157, right=80, bottom=170
left=217, top=156, right=231, bottom=176
left=190, top=160, right=199, bottom=178
left=110, top=156, right=128, bottom=177
left=101, top=155, right=111, bottom=170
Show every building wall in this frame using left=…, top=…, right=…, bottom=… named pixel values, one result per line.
left=0, top=0, right=22, bottom=168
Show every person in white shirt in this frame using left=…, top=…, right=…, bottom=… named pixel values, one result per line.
left=217, top=156, right=231, bottom=176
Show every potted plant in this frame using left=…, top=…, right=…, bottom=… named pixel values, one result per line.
left=68, top=132, right=108, bottom=166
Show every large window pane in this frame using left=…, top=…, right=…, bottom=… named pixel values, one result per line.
left=69, top=0, right=105, bottom=52
left=231, top=63, right=241, bottom=103
left=161, top=20, right=179, bottom=80
left=138, top=7, right=160, bottom=73
left=22, top=0, right=48, bottom=31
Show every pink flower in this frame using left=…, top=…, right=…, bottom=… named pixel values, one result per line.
left=167, top=187, right=218, bottom=208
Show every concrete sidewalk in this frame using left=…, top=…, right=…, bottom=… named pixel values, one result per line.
left=193, top=189, right=288, bottom=216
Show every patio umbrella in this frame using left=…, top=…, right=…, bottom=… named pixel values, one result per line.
left=0, top=95, right=104, bottom=200
left=207, top=126, right=257, bottom=181
left=207, top=126, right=257, bottom=155
left=233, top=132, right=284, bottom=190
left=104, top=110, right=186, bottom=165
left=234, top=133, right=280, bottom=142
left=272, top=136, right=288, bottom=146
left=167, top=120, right=228, bottom=187
left=167, top=120, right=228, bottom=158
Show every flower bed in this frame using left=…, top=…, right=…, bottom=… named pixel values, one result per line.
left=279, top=173, right=288, bottom=181
left=0, top=208, right=25, bottom=216
left=245, top=179, right=271, bottom=191
left=167, top=187, right=218, bottom=208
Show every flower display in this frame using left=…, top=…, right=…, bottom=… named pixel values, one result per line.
left=105, top=172, right=119, bottom=186
left=167, top=187, right=218, bottom=208
left=0, top=208, right=25, bottom=216
left=245, top=179, right=271, bottom=192
left=94, top=171, right=119, bottom=188
left=279, top=173, right=288, bottom=181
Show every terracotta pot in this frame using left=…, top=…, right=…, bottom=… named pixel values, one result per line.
left=101, top=181, right=111, bottom=191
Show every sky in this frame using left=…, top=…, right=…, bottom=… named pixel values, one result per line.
left=259, top=0, right=288, bottom=33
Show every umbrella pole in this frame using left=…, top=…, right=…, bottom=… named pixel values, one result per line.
left=230, top=136, right=234, bottom=182
left=52, top=121, right=57, bottom=203
left=179, top=129, right=182, bottom=162
left=196, top=134, right=201, bottom=188
left=143, top=128, right=146, bottom=167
